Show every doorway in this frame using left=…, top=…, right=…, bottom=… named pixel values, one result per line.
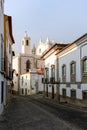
left=52, top=85, right=54, bottom=99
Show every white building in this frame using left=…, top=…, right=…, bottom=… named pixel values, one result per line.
left=20, top=71, right=38, bottom=95
left=0, top=0, right=4, bottom=114
left=41, top=43, right=67, bottom=100
left=57, top=33, right=87, bottom=107
left=19, top=69, right=44, bottom=95
left=42, top=33, right=87, bottom=107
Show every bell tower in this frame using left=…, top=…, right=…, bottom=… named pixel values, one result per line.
left=21, top=32, right=31, bottom=55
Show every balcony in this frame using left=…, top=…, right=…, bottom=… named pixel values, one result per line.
left=42, top=78, right=49, bottom=84
left=50, top=77, right=55, bottom=84
left=1, top=58, right=4, bottom=73
left=45, top=78, right=49, bottom=84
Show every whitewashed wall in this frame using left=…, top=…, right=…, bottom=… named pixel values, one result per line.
left=20, top=73, right=30, bottom=95
left=13, top=73, right=19, bottom=92
left=13, top=56, right=19, bottom=73
left=59, top=46, right=81, bottom=82
left=45, top=51, right=57, bottom=94
left=59, top=40, right=87, bottom=100
left=38, top=74, right=43, bottom=92
left=45, top=52, right=57, bottom=81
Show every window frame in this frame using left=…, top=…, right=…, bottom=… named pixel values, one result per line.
left=83, top=91, right=87, bottom=100
left=62, top=89, right=66, bottom=97
left=83, top=58, right=87, bottom=73
left=71, top=89, right=76, bottom=99
left=70, top=61, right=76, bottom=83
left=62, top=64, right=66, bottom=82
left=51, top=64, right=55, bottom=78
left=81, top=56, right=87, bottom=83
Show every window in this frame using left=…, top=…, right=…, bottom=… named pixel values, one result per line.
left=1, top=81, right=4, bottom=103
left=22, top=88, right=24, bottom=94
left=1, top=34, right=3, bottom=58
left=22, top=77, right=24, bottom=86
left=62, top=89, right=66, bottom=97
left=25, top=88, right=27, bottom=95
left=83, top=59, right=87, bottom=72
left=45, top=68, right=49, bottom=78
left=62, top=64, right=66, bottom=82
left=83, top=91, right=87, bottom=99
left=81, top=56, right=87, bottom=83
left=71, top=90, right=76, bottom=99
left=77, top=84, right=81, bottom=89
left=62, top=65, right=66, bottom=76
left=26, top=40, right=28, bottom=46
left=25, top=82, right=27, bottom=86
left=70, top=61, right=76, bottom=82
left=1, top=34, right=4, bottom=72
left=71, top=63, right=75, bottom=74
left=45, top=68, right=49, bottom=83
left=50, top=65, right=55, bottom=83
left=51, top=64, right=55, bottom=78
left=26, top=60, right=31, bottom=72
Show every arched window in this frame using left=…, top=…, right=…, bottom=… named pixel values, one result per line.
left=26, top=40, right=28, bottom=46
left=26, top=60, right=31, bottom=72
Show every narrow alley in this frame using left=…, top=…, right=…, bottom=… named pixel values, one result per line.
left=0, top=95, right=87, bottom=130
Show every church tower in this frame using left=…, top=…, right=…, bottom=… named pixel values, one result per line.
left=21, top=32, right=31, bottom=55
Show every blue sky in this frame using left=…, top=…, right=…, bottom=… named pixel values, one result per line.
left=4, top=0, right=87, bottom=54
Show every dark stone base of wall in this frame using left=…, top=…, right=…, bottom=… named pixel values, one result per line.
left=12, top=90, right=19, bottom=95
left=44, top=92, right=57, bottom=101
left=60, top=96, right=87, bottom=107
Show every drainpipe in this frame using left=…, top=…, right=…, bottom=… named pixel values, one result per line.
left=56, top=56, right=60, bottom=102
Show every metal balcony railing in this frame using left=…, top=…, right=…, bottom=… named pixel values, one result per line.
left=42, top=78, right=49, bottom=84
left=50, top=77, right=55, bottom=84
left=45, top=78, right=49, bottom=84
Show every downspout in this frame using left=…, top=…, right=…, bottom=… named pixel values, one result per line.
left=56, top=55, right=60, bottom=102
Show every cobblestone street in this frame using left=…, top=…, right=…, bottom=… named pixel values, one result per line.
left=0, top=95, right=87, bottom=130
